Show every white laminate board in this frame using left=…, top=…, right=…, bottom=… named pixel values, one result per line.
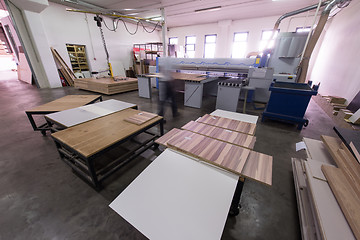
left=110, top=149, right=238, bottom=240
left=306, top=158, right=333, bottom=181
left=304, top=162, right=355, bottom=240
left=45, top=108, right=100, bottom=127
left=210, top=109, right=258, bottom=124
left=84, top=99, right=136, bottom=112
left=303, top=138, right=335, bottom=165
left=45, top=99, right=135, bottom=127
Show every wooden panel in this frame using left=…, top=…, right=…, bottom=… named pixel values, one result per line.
left=51, top=108, right=162, bottom=158
left=124, top=111, right=158, bottom=125
left=155, top=128, right=182, bottom=146
left=197, top=114, right=256, bottom=135
left=322, top=165, right=360, bottom=240
left=161, top=129, right=272, bottom=185
left=321, top=135, right=343, bottom=164
left=241, top=151, right=272, bottom=185
left=181, top=121, right=256, bottom=149
left=26, top=95, right=101, bottom=112
left=74, top=77, right=138, bottom=95
left=167, top=130, right=250, bottom=177
left=172, top=72, right=207, bottom=81
left=350, top=142, right=360, bottom=164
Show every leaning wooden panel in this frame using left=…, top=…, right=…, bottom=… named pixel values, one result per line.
left=51, top=108, right=162, bottom=158
left=124, top=112, right=158, bottom=125
left=181, top=121, right=256, bottom=149
left=241, top=151, right=272, bottom=186
left=197, top=114, right=256, bottom=135
left=321, top=135, right=343, bottom=164
left=322, top=165, right=360, bottom=240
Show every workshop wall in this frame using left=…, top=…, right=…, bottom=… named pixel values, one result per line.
left=168, top=13, right=318, bottom=59
left=308, top=1, right=360, bottom=103
left=40, top=2, right=161, bottom=76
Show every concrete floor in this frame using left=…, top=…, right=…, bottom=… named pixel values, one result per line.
left=0, top=72, right=338, bottom=240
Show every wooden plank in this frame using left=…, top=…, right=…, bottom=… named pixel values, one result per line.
left=74, top=77, right=138, bottom=95
left=197, top=114, right=256, bottom=135
left=305, top=162, right=356, bottom=240
left=321, top=135, right=343, bottom=164
left=124, top=111, right=158, bottom=125
left=155, top=128, right=182, bottom=146
left=181, top=121, right=256, bottom=149
left=50, top=47, right=75, bottom=86
left=172, top=72, right=207, bottom=81
left=51, top=108, right=162, bottom=158
left=322, top=165, right=360, bottom=240
left=163, top=129, right=272, bottom=185
left=241, top=151, right=272, bottom=185
left=350, top=142, right=360, bottom=164
left=26, top=95, right=101, bottom=113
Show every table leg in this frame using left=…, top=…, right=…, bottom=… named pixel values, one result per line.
left=243, top=89, right=248, bottom=114
left=229, top=178, right=245, bottom=216
left=26, top=112, right=38, bottom=131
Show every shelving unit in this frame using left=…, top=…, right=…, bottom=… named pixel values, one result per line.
left=66, top=44, right=89, bottom=73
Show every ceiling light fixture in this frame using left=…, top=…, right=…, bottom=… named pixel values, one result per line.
left=195, top=6, right=221, bottom=13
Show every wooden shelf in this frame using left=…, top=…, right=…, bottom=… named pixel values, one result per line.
left=66, top=44, right=89, bottom=73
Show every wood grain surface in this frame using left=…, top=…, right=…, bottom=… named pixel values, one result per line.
left=51, top=108, right=162, bottom=158
left=172, top=72, right=207, bottom=81
left=155, top=128, right=182, bottom=146
left=158, top=129, right=272, bottom=185
left=74, top=77, right=138, bottom=95
left=124, top=112, right=158, bottom=125
left=26, top=95, right=101, bottom=112
left=322, top=165, right=360, bottom=240
left=181, top=121, right=256, bottom=149
left=197, top=114, right=256, bottom=135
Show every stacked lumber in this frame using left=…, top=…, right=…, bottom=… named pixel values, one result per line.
left=124, top=112, right=158, bottom=125
left=156, top=115, right=271, bottom=185
left=321, top=95, right=347, bottom=115
left=50, top=47, right=75, bottom=86
left=74, top=77, right=138, bottom=95
left=321, top=135, right=360, bottom=239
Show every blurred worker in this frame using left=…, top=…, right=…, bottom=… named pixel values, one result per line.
left=158, top=58, right=179, bottom=119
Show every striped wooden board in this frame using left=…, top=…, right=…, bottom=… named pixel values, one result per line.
left=157, top=129, right=272, bottom=185
left=124, top=111, right=158, bottom=125
left=181, top=121, right=256, bottom=149
left=322, top=165, right=360, bottom=240
left=197, top=114, right=256, bottom=135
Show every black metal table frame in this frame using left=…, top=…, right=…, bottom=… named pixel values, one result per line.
left=25, top=95, right=102, bottom=136
left=51, top=119, right=164, bottom=190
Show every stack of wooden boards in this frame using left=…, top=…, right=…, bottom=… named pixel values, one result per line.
left=293, top=135, right=360, bottom=240
left=320, top=135, right=360, bottom=239
left=312, top=94, right=360, bottom=130
left=74, top=77, right=138, bottom=95
left=50, top=47, right=75, bottom=86
left=156, top=114, right=273, bottom=186
left=124, top=111, right=158, bottom=125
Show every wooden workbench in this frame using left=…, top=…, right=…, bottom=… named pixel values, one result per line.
left=74, top=77, right=138, bottom=95
left=51, top=108, right=163, bottom=188
left=25, top=94, right=102, bottom=135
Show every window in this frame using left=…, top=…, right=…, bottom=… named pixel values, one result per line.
left=185, top=36, right=196, bottom=58
left=232, top=32, right=248, bottom=58
left=259, top=30, right=279, bottom=52
left=204, top=34, right=216, bottom=58
left=296, top=27, right=312, bottom=33
left=169, top=37, right=178, bottom=45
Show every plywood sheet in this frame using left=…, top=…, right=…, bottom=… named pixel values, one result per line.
left=51, top=108, right=162, bottom=158
left=124, top=111, right=158, bottom=125
left=181, top=121, right=256, bottom=149
left=306, top=158, right=333, bottom=181
left=210, top=109, right=258, bottom=124
left=74, top=77, right=138, bottom=95
left=322, top=165, right=360, bottom=240
left=303, top=137, right=335, bottom=165
left=26, top=95, right=101, bottom=113
left=197, top=114, right=256, bottom=135
left=172, top=72, right=207, bottom=81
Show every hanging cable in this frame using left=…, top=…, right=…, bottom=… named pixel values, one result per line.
left=101, top=15, right=160, bottom=35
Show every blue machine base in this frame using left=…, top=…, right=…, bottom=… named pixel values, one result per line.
left=262, top=111, right=309, bottom=130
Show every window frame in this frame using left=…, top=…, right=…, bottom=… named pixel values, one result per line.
left=169, top=37, right=178, bottom=45
left=231, top=31, right=249, bottom=58
left=185, top=35, right=196, bottom=58
left=203, top=34, right=217, bottom=58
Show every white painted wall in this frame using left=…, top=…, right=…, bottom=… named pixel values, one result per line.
left=308, top=1, right=360, bottom=103
left=40, top=2, right=161, bottom=76
left=168, top=13, right=318, bottom=58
